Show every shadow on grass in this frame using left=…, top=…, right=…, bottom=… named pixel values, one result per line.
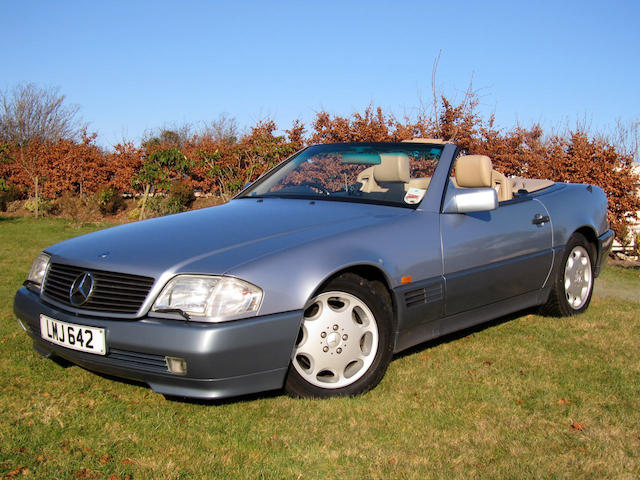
left=161, top=307, right=539, bottom=405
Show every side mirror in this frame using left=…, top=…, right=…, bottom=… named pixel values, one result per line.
left=442, top=186, right=498, bottom=213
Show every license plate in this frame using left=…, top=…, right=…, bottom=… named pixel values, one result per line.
left=40, top=315, right=106, bottom=355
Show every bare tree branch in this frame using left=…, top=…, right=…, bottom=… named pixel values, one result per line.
left=432, top=50, right=442, bottom=137
left=201, top=113, right=239, bottom=143
left=0, top=83, right=84, bottom=144
left=142, top=123, right=193, bottom=149
left=0, top=83, right=84, bottom=217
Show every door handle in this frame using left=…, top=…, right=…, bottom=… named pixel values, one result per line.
left=532, top=213, right=550, bottom=225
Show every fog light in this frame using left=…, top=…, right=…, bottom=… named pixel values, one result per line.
left=166, top=356, right=187, bottom=375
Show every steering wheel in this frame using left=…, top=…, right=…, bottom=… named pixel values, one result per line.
left=298, top=182, right=331, bottom=196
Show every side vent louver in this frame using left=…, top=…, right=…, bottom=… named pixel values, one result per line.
left=404, top=283, right=443, bottom=309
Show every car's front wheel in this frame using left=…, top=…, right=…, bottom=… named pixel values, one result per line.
left=285, top=273, right=393, bottom=398
left=541, top=232, right=595, bottom=316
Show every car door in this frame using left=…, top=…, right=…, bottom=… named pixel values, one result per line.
left=440, top=196, right=553, bottom=316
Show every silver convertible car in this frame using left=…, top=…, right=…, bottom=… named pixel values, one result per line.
left=14, top=140, right=613, bottom=399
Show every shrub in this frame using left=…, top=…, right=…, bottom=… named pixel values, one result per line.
left=52, top=192, right=78, bottom=216
left=53, top=192, right=100, bottom=222
left=128, top=207, right=141, bottom=220
left=144, top=195, right=179, bottom=217
left=143, top=181, right=196, bottom=218
left=0, top=181, right=21, bottom=212
left=24, top=197, right=53, bottom=215
left=5, top=200, right=22, bottom=213
left=168, top=180, right=195, bottom=210
left=96, top=187, right=126, bottom=215
left=143, top=195, right=165, bottom=217
left=160, top=197, right=184, bottom=215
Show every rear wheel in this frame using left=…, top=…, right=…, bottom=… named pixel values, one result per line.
left=285, top=273, right=393, bottom=398
left=541, top=233, right=595, bottom=316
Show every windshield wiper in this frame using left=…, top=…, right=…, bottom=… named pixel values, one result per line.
left=154, top=308, right=191, bottom=321
left=236, top=194, right=267, bottom=199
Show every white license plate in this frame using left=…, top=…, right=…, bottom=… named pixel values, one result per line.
left=40, top=315, right=106, bottom=355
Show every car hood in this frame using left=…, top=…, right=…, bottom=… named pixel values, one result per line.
left=46, top=198, right=409, bottom=279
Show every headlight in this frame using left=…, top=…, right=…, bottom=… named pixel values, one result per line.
left=27, top=252, right=50, bottom=290
left=152, top=275, right=262, bottom=322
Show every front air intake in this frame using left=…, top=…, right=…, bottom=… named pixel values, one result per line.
left=42, top=263, right=154, bottom=314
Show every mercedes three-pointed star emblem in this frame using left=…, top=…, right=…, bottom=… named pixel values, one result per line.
left=69, top=272, right=94, bottom=306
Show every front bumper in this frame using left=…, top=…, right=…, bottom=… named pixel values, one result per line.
left=594, top=229, right=614, bottom=277
left=14, top=287, right=303, bottom=399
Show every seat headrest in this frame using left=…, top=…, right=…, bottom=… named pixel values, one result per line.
left=374, top=153, right=410, bottom=183
left=455, top=155, right=492, bottom=188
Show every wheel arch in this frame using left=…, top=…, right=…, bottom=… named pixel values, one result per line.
left=310, top=264, right=398, bottom=331
left=574, top=225, right=599, bottom=262
left=541, top=227, right=597, bottom=316
left=286, top=262, right=397, bottom=397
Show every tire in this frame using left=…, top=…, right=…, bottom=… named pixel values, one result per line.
left=285, top=273, right=394, bottom=398
left=541, top=233, right=595, bottom=317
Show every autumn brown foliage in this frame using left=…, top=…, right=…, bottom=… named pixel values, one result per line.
left=0, top=96, right=638, bottom=239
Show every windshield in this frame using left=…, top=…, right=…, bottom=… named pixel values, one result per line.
left=239, top=143, right=444, bottom=208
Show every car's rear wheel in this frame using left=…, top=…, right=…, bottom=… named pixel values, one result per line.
left=541, top=232, right=595, bottom=316
left=285, top=273, right=393, bottom=398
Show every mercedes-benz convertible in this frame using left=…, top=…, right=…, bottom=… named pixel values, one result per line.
left=14, top=139, right=613, bottom=399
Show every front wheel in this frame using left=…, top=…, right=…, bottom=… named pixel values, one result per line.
left=541, top=233, right=595, bottom=316
left=285, top=273, right=393, bottom=398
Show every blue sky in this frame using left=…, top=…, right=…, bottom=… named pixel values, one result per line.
left=2, top=0, right=639, bottom=148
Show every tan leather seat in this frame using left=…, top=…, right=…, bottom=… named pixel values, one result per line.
left=491, top=169, right=512, bottom=202
left=455, top=155, right=493, bottom=188
left=356, top=166, right=380, bottom=192
left=358, top=153, right=410, bottom=193
left=455, top=155, right=512, bottom=202
left=404, top=177, right=431, bottom=191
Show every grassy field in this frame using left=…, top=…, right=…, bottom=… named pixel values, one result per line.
left=1, top=216, right=639, bottom=479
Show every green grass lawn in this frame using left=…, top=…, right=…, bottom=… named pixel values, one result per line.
left=1, top=216, right=639, bottom=479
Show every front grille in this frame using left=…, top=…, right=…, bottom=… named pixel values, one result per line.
left=108, top=348, right=168, bottom=373
left=42, top=263, right=155, bottom=314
